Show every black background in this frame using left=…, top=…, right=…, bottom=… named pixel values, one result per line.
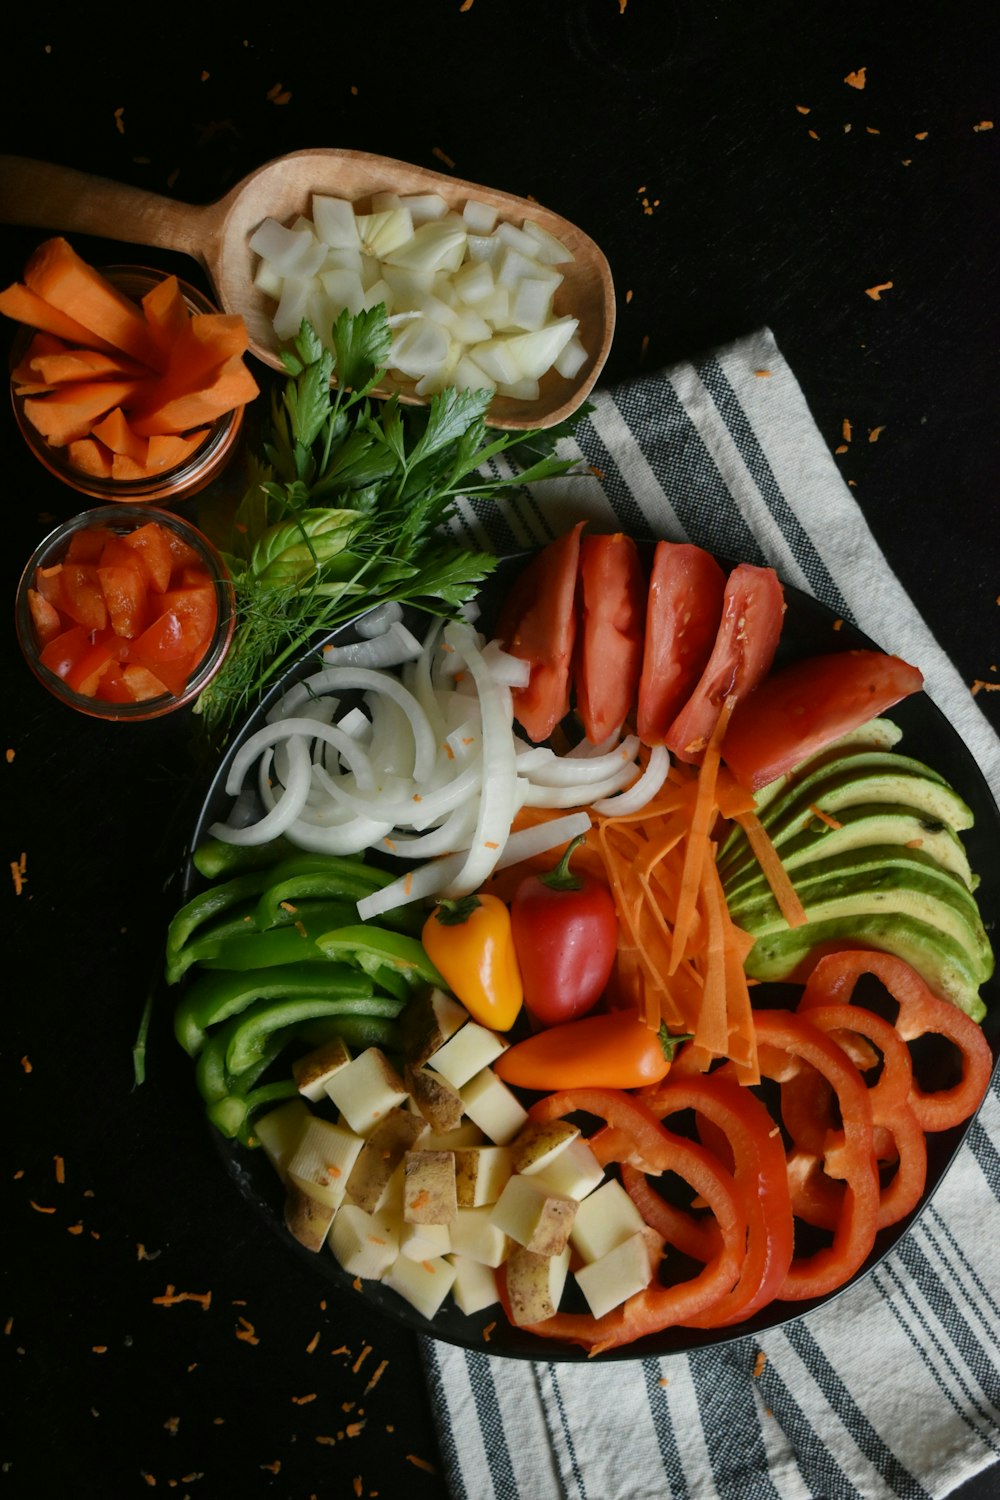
left=2, top=3, right=997, bottom=1497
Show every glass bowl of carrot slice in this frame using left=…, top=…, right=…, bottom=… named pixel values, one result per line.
left=7, top=256, right=254, bottom=504
left=15, top=504, right=236, bottom=721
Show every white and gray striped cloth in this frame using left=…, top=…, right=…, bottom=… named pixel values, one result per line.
left=426, top=328, right=1000, bottom=1500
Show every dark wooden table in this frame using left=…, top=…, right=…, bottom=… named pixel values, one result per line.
left=3, top=4, right=997, bottom=1497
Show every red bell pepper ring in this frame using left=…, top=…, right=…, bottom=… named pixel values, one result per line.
left=800, top=951, right=993, bottom=1133
left=640, top=1072, right=795, bottom=1327
left=521, top=1087, right=746, bottom=1354
left=752, top=1009, right=880, bottom=1302
left=787, top=1101, right=927, bottom=1233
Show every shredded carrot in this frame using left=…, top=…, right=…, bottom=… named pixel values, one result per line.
left=731, top=809, right=808, bottom=929
left=669, top=697, right=733, bottom=972
left=807, top=803, right=843, bottom=830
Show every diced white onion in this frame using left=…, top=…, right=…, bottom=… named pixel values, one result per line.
left=252, top=192, right=589, bottom=402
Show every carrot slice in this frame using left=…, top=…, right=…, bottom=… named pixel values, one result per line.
left=91, top=408, right=149, bottom=467
left=23, top=379, right=144, bottom=447
left=65, top=437, right=114, bottom=478
left=130, top=354, right=259, bottom=436
left=0, top=281, right=122, bottom=354
left=23, top=237, right=162, bottom=369
left=730, top=808, right=809, bottom=929
left=29, top=349, right=148, bottom=386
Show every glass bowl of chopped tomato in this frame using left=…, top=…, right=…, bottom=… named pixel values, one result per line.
left=7, top=263, right=250, bottom=504
left=15, top=504, right=236, bottom=720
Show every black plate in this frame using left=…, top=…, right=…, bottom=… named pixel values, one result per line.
left=181, top=552, right=1000, bottom=1361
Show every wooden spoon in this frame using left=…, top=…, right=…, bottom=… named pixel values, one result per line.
left=0, top=149, right=615, bottom=431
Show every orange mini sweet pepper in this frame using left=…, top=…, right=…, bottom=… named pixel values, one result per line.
left=421, top=893, right=523, bottom=1032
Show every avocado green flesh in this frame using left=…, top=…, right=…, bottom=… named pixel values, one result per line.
left=752, top=717, right=905, bottom=812
left=718, top=748, right=971, bottom=876
left=720, top=801, right=977, bottom=894
left=743, top=915, right=987, bottom=1022
left=728, top=858, right=994, bottom=982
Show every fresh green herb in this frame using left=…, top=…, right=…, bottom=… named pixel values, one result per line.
left=195, top=309, right=584, bottom=741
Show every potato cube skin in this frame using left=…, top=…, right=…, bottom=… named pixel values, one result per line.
left=490, top=1174, right=577, bottom=1256
left=404, top=1149, right=458, bottom=1225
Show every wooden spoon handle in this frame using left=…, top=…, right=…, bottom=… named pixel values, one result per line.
left=0, top=156, right=217, bottom=266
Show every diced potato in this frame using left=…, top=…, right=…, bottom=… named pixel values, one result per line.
left=449, top=1206, right=510, bottom=1268
left=405, top=1063, right=464, bottom=1134
left=575, top=1231, right=654, bottom=1319
left=292, top=1036, right=352, bottom=1102
left=284, top=1185, right=337, bottom=1253
left=490, top=1174, right=577, bottom=1256
left=286, top=1116, right=365, bottom=1211
left=399, top=1219, right=452, bottom=1262
left=570, top=1179, right=646, bottom=1264
left=460, top=1068, right=528, bottom=1145
left=323, top=1047, right=408, bottom=1137
left=425, top=1021, right=507, bottom=1089
left=453, top=1145, right=513, bottom=1208
left=504, top=1245, right=571, bottom=1326
left=449, top=1255, right=501, bottom=1316
left=384, top=1253, right=457, bottom=1319
left=531, top=1138, right=606, bottom=1202
left=404, top=1150, right=458, bottom=1225
left=402, top=986, right=469, bottom=1066
left=415, top=1120, right=486, bottom=1151
left=329, top=1203, right=400, bottom=1280
left=253, top=1098, right=311, bottom=1180
left=510, top=1119, right=581, bottom=1177
left=345, top=1107, right=425, bottom=1213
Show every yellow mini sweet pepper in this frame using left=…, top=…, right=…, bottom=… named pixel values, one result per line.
left=421, top=893, right=523, bottom=1032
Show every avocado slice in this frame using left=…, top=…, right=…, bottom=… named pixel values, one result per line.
left=727, top=848, right=994, bottom=983
left=722, top=800, right=977, bottom=894
left=753, top=716, right=905, bottom=813
left=742, top=914, right=987, bottom=1021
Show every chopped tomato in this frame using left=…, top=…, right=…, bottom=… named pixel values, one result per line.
left=65, top=636, right=117, bottom=697
left=58, top=562, right=108, bottom=632
left=122, top=521, right=174, bottom=593
left=64, top=526, right=113, bottom=563
left=26, top=518, right=223, bottom=707
left=495, top=521, right=584, bottom=743
left=98, top=561, right=148, bottom=639
left=159, top=584, right=217, bottom=656
left=27, top=587, right=63, bottom=646
left=666, top=563, right=785, bottom=763
left=39, top=623, right=91, bottom=680
left=573, top=532, right=646, bottom=744
left=636, top=541, right=726, bottom=745
left=720, top=649, right=925, bottom=789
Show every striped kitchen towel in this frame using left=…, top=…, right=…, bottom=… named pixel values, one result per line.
left=427, top=327, right=1000, bottom=1500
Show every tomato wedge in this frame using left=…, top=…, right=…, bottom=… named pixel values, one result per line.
left=636, top=541, right=726, bottom=745
left=495, top=521, right=584, bottom=743
left=721, top=649, right=925, bottom=789
left=572, top=532, right=645, bottom=744
left=666, top=563, right=785, bottom=763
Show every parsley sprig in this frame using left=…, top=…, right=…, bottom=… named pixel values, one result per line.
left=194, top=308, right=584, bottom=741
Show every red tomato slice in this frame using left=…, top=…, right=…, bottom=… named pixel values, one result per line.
left=34, top=563, right=69, bottom=615
left=164, top=530, right=202, bottom=573
left=636, top=541, right=726, bottom=745
left=573, top=532, right=645, bottom=744
left=495, top=521, right=585, bottom=743
left=65, top=636, right=117, bottom=697
left=122, top=521, right=174, bottom=594
left=158, top=584, right=217, bottom=664
left=64, top=526, right=113, bottom=564
left=39, top=624, right=91, bottom=680
left=121, top=663, right=172, bottom=702
left=98, top=561, right=149, bottom=640
left=59, top=562, right=109, bottom=633
left=27, top=587, right=64, bottom=646
left=666, top=563, right=785, bottom=763
left=130, top=610, right=197, bottom=695
left=95, top=662, right=136, bottom=704
left=720, top=649, right=925, bottom=789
